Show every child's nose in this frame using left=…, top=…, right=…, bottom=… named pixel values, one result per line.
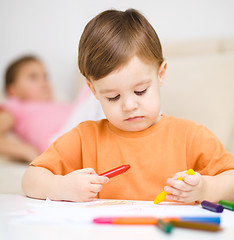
left=122, top=97, right=138, bottom=112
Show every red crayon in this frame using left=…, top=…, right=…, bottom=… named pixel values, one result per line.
left=100, top=165, right=131, bottom=178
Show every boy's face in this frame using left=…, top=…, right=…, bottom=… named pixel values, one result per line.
left=88, top=56, right=166, bottom=132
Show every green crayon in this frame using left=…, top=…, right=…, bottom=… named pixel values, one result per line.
left=157, top=219, right=173, bottom=234
left=218, top=200, right=234, bottom=211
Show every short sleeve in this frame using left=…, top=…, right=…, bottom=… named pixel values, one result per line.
left=188, top=125, right=234, bottom=175
left=30, top=126, right=83, bottom=175
left=0, top=98, right=21, bottom=121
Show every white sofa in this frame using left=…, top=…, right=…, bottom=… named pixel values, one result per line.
left=0, top=38, right=234, bottom=195
left=162, top=38, right=234, bottom=154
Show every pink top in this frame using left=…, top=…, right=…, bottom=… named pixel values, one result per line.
left=0, top=97, right=72, bottom=152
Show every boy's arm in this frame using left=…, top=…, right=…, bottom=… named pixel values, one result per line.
left=22, top=166, right=109, bottom=202
left=0, top=111, right=39, bottom=162
left=22, top=166, right=64, bottom=200
left=167, top=125, right=234, bottom=203
left=201, top=169, right=234, bottom=202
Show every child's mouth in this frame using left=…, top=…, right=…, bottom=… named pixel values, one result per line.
left=126, top=116, right=144, bottom=121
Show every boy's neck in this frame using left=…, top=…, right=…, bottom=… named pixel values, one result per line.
left=151, top=112, right=163, bottom=127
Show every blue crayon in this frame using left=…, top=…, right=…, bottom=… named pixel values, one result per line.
left=180, top=216, right=220, bottom=225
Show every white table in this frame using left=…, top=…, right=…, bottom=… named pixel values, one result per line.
left=0, top=194, right=234, bottom=240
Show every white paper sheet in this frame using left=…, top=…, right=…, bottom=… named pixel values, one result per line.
left=7, top=198, right=233, bottom=227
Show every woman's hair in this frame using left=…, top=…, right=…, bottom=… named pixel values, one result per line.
left=4, top=55, right=40, bottom=93
left=78, top=8, right=164, bottom=81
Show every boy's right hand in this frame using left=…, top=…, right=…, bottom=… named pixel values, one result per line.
left=59, top=168, right=109, bottom=202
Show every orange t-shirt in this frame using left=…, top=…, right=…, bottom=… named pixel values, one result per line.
left=30, top=115, right=234, bottom=201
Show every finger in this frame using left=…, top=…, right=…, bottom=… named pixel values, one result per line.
left=88, top=192, right=98, bottom=200
left=90, top=175, right=109, bottom=184
left=166, top=179, right=192, bottom=191
left=79, top=168, right=97, bottom=175
left=183, top=173, right=200, bottom=186
left=90, top=183, right=103, bottom=193
left=166, top=194, right=196, bottom=203
left=164, top=185, right=190, bottom=197
left=172, top=171, right=186, bottom=179
left=168, top=171, right=196, bottom=185
left=166, top=194, right=187, bottom=202
left=80, top=190, right=98, bottom=202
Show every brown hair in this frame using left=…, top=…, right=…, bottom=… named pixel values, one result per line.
left=78, top=8, right=164, bottom=81
left=4, top=55, right=40, bottom=93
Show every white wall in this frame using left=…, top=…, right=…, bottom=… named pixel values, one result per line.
left=1, top=0, right=234, bottom=100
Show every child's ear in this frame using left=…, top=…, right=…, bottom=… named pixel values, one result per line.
left=158, top=61, right=167, bottom=86
left=86, top=79, right=97, bottom=96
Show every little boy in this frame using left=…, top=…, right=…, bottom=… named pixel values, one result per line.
left=22, top=9, right=234, bottom=203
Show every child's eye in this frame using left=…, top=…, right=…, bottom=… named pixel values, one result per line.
left=107, top=95, right=120, bottom=102
left=29, top=73, right=38, bottom=80
left=134, top=88, right=147, bottom=96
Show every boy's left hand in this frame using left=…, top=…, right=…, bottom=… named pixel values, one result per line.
left=164, top=171, right=205, bottom=203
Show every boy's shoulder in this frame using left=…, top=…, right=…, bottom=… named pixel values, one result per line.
left=163, top=114, right=199, bottom=125
left=75, top=118, right=108, bottom=131
left=162, top=114, right=203, bottom=132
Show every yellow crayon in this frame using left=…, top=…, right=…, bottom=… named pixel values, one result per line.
left=154, top=169, right=195, bottom=204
